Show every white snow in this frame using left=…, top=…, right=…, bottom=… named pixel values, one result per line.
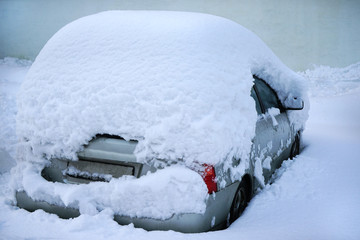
left=16, top=11, right=308, bottom=171
left=0, top=58, right=31, bottom=174
left=300, top=62, right=360, bottom=97
left=13, top=11, right=310, bottom=221
left=265, top=107, right=280, bottom=127
left=13, top=12, right=310, bottom=220
left=262, top=156, right=272, bottom=170
left=19, top=163, right=207, bottom=219
left=1, top=58, right=360, bottom=239
left=254, top=157, right=265, bottom=187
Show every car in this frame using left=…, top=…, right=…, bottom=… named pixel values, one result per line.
left=15, top=11, right=308, bottom=233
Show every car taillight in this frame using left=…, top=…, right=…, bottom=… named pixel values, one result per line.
left=199, top=164, right=217, bottom=194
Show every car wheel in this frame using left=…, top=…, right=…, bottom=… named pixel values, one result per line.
left=229, top=180, right=248, bottom=224
left=290, top=133, right=300, bottom=159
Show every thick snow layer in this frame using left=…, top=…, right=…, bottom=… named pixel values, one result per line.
left=19, top=163, right=207, bottom=219
left=1, top=59, right=359, bottom=239
left=17, top=11, right=308, bottom=170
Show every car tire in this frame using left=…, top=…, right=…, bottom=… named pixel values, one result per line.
left=290, top=133, right=300, bottom=159
left=228, top=180, right=248, bottom=224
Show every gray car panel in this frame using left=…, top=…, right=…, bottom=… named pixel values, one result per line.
left=253, top=113, right=292, bottom=183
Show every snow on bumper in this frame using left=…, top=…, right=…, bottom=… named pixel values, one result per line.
left=16, top=163, right=208, bottom=220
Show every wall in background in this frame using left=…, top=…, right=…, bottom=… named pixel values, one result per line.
left=0, top=0, right=359, bottom=70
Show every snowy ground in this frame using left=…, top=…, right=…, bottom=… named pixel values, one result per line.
left=0, top=58, right=360, bottom=239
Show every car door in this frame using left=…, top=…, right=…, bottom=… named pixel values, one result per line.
left=251, top=76, right=292, bottom=184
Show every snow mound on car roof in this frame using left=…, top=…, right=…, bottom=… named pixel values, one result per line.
left=17, top=11, right=308, bottom=168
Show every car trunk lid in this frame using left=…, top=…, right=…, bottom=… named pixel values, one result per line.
left=42, top=136, right=152, bottom=184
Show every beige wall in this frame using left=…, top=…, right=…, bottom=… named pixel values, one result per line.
left=1, top=0, right=359, bottom=70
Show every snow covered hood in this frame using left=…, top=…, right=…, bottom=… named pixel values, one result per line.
left=17, top=11, right=308, bottom=166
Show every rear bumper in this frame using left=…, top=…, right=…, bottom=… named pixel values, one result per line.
left=16, top=191, right=80, bottom=219
left=16, top=182, right=238, bottom=233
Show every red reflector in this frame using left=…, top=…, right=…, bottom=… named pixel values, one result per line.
left=200, top=164, right=217, bottom=194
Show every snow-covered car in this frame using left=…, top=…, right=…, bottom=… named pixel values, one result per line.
left=14, top=11, right=308, bottom=233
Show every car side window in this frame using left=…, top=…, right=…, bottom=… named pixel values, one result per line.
left=253, top=76, right=283, bottom=112
left=250, top=87, right=262, bottom=115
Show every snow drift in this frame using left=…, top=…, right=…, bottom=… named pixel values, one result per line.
left=17, top=11, right=308, bottom=168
